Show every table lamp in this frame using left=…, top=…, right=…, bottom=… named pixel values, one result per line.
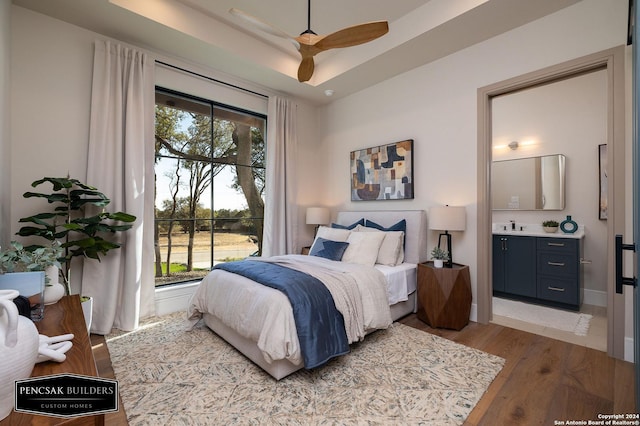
left=306, top=207, right=330, bottom=237
left=429, top=205, right=466, bottom=268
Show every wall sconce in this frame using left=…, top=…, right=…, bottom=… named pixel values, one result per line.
left=306, top=207, right=330, bottom=237
left=428, top=205, right=466, bottom=268
left=508, top=141, right=519, bottom=150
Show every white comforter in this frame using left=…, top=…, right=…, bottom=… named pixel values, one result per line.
left=187, top=255, right=392, bottom=366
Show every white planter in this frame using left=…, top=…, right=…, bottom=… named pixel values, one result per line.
left=0, top=289, right=39, bottom=420
left=44, top=265, right=59, bottom=287
left=44, top=282, right=65, bottom=305
left=43, top=265, right=64, bottom=305
left=81, top=296, right=93, bottom=332
left=433, top=259, right=444, bottom=268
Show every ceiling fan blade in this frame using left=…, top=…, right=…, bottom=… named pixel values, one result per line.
left=229, top=8, right=300, bottom=50
left=298, top=57, right=315, bottom=82
left=315, top=21, right=389, bottom=51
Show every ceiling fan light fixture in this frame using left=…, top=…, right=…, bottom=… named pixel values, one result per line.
left=229, top=1, right=389, bottom=83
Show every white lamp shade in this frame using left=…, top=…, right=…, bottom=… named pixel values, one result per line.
left=429, top=206, right=466, bottom=231
left=306, top=207, right=330, bottom=225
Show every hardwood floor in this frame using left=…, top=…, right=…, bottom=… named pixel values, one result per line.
left=91, top=314, right=637, bottom=425
left=90, top=334, right=129, bottom=425
left=399, top=315, right=637, bottom=425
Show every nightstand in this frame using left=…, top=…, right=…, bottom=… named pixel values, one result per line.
left=301, top=246, right=311, bottom=255
left=416, top=262, right=471, bottom=330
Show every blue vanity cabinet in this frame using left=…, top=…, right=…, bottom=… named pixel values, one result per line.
left=536, top=237, right=582, bottom=310
left=493, top=232, right=584, bottom=310
left=493, top=235, right=537, bottom=298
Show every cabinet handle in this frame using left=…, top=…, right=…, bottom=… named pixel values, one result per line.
left=547, top=242, right=565, bottom=247
left=547, top=286, right=565, bottom=292
left=547, top=261, right=565, bottom=267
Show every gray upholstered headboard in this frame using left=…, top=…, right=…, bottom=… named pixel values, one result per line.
left=335, top=210, right=428, bottom=264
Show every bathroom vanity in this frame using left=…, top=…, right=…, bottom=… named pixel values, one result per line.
left=492, top=226, right=585, bottom=310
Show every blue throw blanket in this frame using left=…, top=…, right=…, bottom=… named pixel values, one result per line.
left=214, top=260, right=349, bottom=369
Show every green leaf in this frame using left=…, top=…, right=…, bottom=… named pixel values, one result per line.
left=61, top=223, right=84, bottom=231
left=18, top=212, right=59, bottom=222
left=109, top=212, right=136, bottom=222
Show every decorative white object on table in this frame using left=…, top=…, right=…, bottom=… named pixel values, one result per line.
left=0, top=289, right=39, bottom=421
left=37, top=333, right=74, bottom=363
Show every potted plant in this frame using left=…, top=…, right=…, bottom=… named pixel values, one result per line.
left=542, top=220, right=559, bottom=233
left=15, top=177, right=136, bottom=329
left=430, top=246, right=449, bottom=268
left=16, top=177, right=136, bottom=296
left=0, top=240, right=64, bottom=319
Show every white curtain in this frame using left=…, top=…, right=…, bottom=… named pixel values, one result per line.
left=83, top=40, right=156, bottom=334
left=262, top=96, right=298, bottom=256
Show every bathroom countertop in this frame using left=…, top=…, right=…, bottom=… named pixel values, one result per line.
left=492, top=224, right=585, bottom=239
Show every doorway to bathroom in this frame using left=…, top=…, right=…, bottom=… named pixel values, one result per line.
left=476, top=46, right=627, bottom=359
left=490, top=68, right=607, bottom=351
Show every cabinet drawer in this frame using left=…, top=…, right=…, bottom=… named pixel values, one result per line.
left=536, top=237, right=577, bottom=253
left=537, top=276, right=579, bottom=305
left=537, top=251, right=578, bottom=278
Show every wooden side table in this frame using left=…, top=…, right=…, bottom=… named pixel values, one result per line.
left=1, top=295, right=105, bottom=425
left=416, top=262, right=472, bottom=330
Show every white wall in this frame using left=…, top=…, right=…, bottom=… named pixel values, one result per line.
left=294, top=102, right=323, bottom=249
left=315, top=0, right=628, bottom=330
left=0, top=0, right=11, bottom=248
left=10, top=6, right=94, bottom=228
left=492, top=70, right=608, bottom=298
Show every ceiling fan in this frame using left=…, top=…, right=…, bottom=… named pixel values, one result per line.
left=229, top=1, right=389, bottom=83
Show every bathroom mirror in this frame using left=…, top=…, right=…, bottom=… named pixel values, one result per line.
left=492, top=154, right=565, bottom=210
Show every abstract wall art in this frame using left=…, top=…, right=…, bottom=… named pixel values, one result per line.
left=350, top=139, right=414, bottom=201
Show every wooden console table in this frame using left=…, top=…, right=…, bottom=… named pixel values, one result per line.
left=416, top=262, right=472, bottom=330
left=1, top=295, right=105, bottom=426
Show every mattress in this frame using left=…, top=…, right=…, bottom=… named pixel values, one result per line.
left=375, top=262, right=417, bottom=305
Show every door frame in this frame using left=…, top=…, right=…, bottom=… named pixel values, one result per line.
left=476, top=46, right=627, bottom=359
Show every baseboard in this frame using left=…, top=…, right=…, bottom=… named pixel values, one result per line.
left=625, top=336, right=634, bottom=363
left=583, top=289, right=607, bottom=307
left=154, top=281, right=200, bottom=316
left=470, top=303, right=477, bottom=323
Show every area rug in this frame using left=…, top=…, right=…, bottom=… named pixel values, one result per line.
left=106, top=312, right=505, bottom=425
left=493, top=297, right=592, bottom=336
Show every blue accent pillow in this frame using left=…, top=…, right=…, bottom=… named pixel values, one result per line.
left=309, top=237, right=350, bottom=261
left=331, top=218, right=364, bottom=230
left=365, top=219, right=407, bottom=233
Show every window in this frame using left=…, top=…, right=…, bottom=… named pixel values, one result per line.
left=154, top=88, right=266, bottom=286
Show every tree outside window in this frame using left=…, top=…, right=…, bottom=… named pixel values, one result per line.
left=154, top=89, right=266, bottom=286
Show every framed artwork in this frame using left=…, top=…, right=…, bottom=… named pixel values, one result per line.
left=599, top=144, right=608, bottom=220
left=350, top=139, right=414, bottom=201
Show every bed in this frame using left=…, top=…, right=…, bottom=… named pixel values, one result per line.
left=187, top=210, right=428, bottom=379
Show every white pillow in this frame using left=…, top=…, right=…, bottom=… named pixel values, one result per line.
left=315, top=226, right=350, bottom=241
left=310, top=226, right=351, bottom=253
left=355, top=225, right=405, bottom=266
left=341, top=231, right=386, bottom=266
